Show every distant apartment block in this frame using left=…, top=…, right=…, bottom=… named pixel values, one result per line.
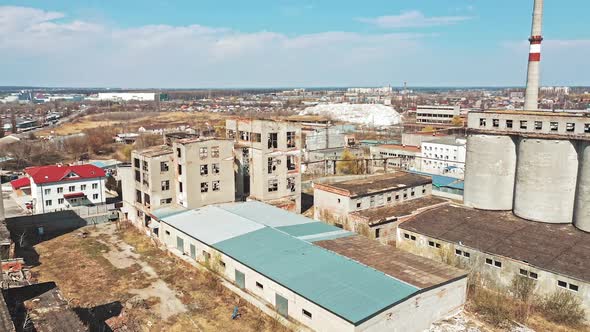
left=22, top=164, right=106, bottom=214
left=416, top=105, right=460, bottom=124
left=226, top=119, right=302, bottom=213
left=420, top=137, right=466, bottom=179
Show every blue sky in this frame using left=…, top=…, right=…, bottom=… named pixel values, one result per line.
left=1, top=1, right=589, bottom=88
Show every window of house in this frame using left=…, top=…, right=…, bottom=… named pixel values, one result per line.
left=534, top=121, right=543, bottom=130
left=200, top=165, right=208, bottom=176
left=268, top=133, right=278, bottom=149
left=161, top=180, right=170, bottom=191
left=44, top=189, right=50, bottom=195
left=287, top=155, right=297, bottom=171
left=256, top=282, right=263, bottom=289
left=287, top=131, right=296, bottom=148
left=550, top=122, right=559, bottom=131
left=45, top=200, right=52, bottom=206
left=68, top=186, right=75, bottom=192
left=199, top=147, right=208, bottom=159
left=212, top=163, right=220, bottom=174
left=92, top=183, right=98, bottom=189
left=375, top=228, right=380, bottom=238
left=161, top=162, right=169, bottom=172
left=201, top=182, right=209, bottom=193
left=160, top=198, right=172, bottom=204
left=212, top=180, right=220, bottom=191
left=585, top=124, right=590, bottom=133
left=287, top=177, right=296, bottom=193
left=58, top=198, right=64, bottom=204
left=93, top=194, right=99, bottom=200
left=211, top=146, right=220, bottom=158
left=176, top=148, right=181, bottom=158
left=268, top=179, right=278, bottom=192
left=492, top=119, right=499, bottom=127
left=479, top=118, right=486, bottom=127
left=134, top=158, right=140, bottom=168
left=403, top=193, right=408, bottom=199
left=506, top=120, right=513, bottom=128
left=566, top=123, right=575, bottom=132
left=178, top=165, right=182, bottom=175
left=179, top=182, right=183, bottom=193
left=165, top=230, right=170, bottom=236
left=80, top=184, right=87, bottom=190
left=57, top=187, right=63, bottom=193
left=302, top=309, right=312, bottom=319
left=520, top=120, right=528, bottom=129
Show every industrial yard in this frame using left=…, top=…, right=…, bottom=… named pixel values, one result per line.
left=30, top=222, right=293, bottom=332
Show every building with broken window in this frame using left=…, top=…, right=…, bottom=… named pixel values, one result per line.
left=226, top=119, right=301, bottom=212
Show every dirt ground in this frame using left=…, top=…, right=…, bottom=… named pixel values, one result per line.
left=31, top=223, right=290, bottom=332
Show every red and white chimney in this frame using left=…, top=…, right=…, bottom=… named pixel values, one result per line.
left=524, top=0, right=544, bottom=110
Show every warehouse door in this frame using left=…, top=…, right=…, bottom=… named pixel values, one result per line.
left=176, top=236, right=184, bottom=252
left=235, top=270, right=245, bottom=289
left=190, top=244, right=196, bottom=260
left=275, top=294, right=288, bottom=318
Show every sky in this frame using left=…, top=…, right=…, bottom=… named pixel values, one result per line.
left=0, top=1, right=589, bottom=88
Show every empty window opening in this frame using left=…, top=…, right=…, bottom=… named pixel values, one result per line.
left=201, top=182, right=209, bottom=193
left=212, top=163, right=220, bottom=174
left=566, top=123, right=575, bottom=132
left=485, top=258, right=493, bottom=265
left=287, top=155, right=297, bottom=171
left=375, top=228, right=380, bottom=238
left=529, top=272, right=538, bottom=279
left=176, top=148, right=181, bottom=158
left=302, top=309, right=312, bottom=319
left=520, top=269, right=528, bottom=276
left=585, top=124, right=590, bottom=133
left=494, top=261, right=502, bottom=268
left=479, top=118, right=486, bottom=127
left=550, top=122, right=559, bottom=131
left=506, top=120, right=513, bottom=128
left=178, top=164, right=183, bottom=175
left=534, top=121, right=543, bottom=130
left=410, top=235, right=416, bottom=241
left=520, top=120, right=528, bottom=129
left=134, top=158, right=140, bottom=168
left=142, top=160, right=149, bottom=171
left=268, top=179, right=278, bottom=192
left=200, top=165, right=208, bottom=176
left=287, top=131, right=296, bottom=148
left=268, top=133, right=278, bottom=149
left=492, top=119, right=499, bottom=127
left=404, top=233, right=410, bottom=239
left=558, top=280, right=567, bottom=288
left=463, top=251, right=470, bottom=258
left=239, top=131, right=250, bottom=141
left=256, top=282, right=264, bottom=289
left=569, top=284, right=579, bottom=292
left=179, top=182, right=183, bottom=193
left=287, top=177, right=296, bottom=193
left=161, top=161, right=169, bottom=172
left=212, top=180, right=220, bottom=191
left=356, top=202, right=362, bottom=208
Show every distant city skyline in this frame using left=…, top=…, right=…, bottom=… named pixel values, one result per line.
left=1, top=1, right=589, bottom=88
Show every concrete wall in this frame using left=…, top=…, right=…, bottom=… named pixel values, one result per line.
left=131, top=150, right=176, bottom=215
left=396, top=228, right=590, bottom=319
left=468, top=111, right=590, bottom=137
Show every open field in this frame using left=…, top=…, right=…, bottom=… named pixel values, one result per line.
left=30, top=223, right=291, bottom=332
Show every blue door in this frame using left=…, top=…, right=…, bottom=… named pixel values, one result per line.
left=276, top=294, right=288, bottom=318
left=235, top=270, right=245, bottom=289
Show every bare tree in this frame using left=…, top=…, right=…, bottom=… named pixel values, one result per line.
left=10, top=111, right=17, bottom=134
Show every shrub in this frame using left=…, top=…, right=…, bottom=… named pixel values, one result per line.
left=540, top=290, right=586, bottom=326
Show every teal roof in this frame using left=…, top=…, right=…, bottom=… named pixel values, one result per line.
left=277, top=222, right=344, bottom=237
left=150, top=205, right=188, bottom=219
left=214, top=227, right=418, bottom=324
left=410, top=171, right=464, bottom=190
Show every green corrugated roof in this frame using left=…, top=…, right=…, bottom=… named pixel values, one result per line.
left=277, top=222, right=345, bottom=237
left=213, top=227, right=418, bottom=324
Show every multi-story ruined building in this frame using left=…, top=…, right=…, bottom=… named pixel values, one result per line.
left=226, top=119, right=302, bottom=212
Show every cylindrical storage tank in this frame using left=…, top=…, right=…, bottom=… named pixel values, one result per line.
left=514, top=139, right=578, bottom=223
left=464, top=134, right=517, bottom=210
left=574, top=142, right=590, bottom=232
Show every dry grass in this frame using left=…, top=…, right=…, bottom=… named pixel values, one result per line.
left=31, top=224, right=292, bottom=332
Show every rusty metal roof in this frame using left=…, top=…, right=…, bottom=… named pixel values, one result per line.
left=315, top=235, right=466, bottom=289
left=316, top=172, right=432, bottom=198
left=400, top=204, right=590, bottom=283
left=351, top=196, right=448, bottom=224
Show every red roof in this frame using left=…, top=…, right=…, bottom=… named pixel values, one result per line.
left=10, top=177, right=30, bottom=190
left=25, top=164, right=106, bottom=185
left=63, top=192, right=86, bottom=199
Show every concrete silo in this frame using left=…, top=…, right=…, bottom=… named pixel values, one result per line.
left=574, top=142, right=590, bottom=232
left=464, top=134, right=517, bottom=210
left=514, top=139, right=578, bottom=223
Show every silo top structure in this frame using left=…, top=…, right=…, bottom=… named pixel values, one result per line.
left=524, top=0, right=544, bottom=111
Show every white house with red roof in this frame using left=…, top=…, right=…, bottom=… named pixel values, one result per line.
left=24, top=164, right=107, bottom=214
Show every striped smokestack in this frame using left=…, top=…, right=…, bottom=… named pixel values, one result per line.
left=524, top=0, right=544, bottom=110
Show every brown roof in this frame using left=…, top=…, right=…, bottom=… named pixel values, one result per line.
left=315, top=235, right=466, bottom=289
left=316, top=172, right=432, bottom=197
left=351, top=196, right=448, bottom=224
left=400, top=204, right=590, bottom=283
left=24, top=287, right=88, bottom=332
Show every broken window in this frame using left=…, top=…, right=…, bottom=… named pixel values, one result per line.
left=161, top=180, right=170, bottom=191
left=144, top=194, right=151, bottom=206
left=585, top=124, right=590, bottom=133
left=160, top=198, right=172, bottom=204
left=211, top=146, right=220, bottom=158
left=287, top=155, right=297, bottom=171
left=566, top=123, right=575, bottom=132
left=227, top=129, right=235, bottom=139
left=134, top=158, right=140, bottom=168
left=201, top=182, right=209, bottom=193
left=534, top=121, right=543, bottom=130
left=212, top=180, right=220, bottom=191
left=135, top=170, right=141, bottom=182
left=287, top=177, right=296, bottom=193
left=492, top=119, right=499, bottom=127
left=268, top=132, right=278, bottom=149
left=550, top=122, right=559, bottom=131
left=506, top=120, right=513, bottom=128
left=212, top=163, right=220, bottom=174
left=267, top=157, right=278, bottom=174
left=287, top=131, right=296, bottom=148
left=268, top=179, right=278, bottom=192
left=520, top=120, right=528, bottom=129
left=200, top=165, right=208, bottom=176
left=239, top=131, right=250, bottom=141
left=199, top=147, right=208, bottom=159
left=160, top=162, right=169, bottom=172
left=142, top=160, right=149, bottom=171
left=479, top=118, right=486, bottom=127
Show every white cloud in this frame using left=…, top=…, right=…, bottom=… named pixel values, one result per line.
left=358, top=10, right=472, bottom=29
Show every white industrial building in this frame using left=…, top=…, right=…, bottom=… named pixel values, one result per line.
left=154, top=201, right=467, bottom=332
left=420, top=137, right=466, bottom=179
left=91, top=92, right=157, bottom=102
left=416, top=105, right=460, bottom=125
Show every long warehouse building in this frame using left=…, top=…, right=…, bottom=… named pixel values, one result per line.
left=153, top=201, right=467, bottom=332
